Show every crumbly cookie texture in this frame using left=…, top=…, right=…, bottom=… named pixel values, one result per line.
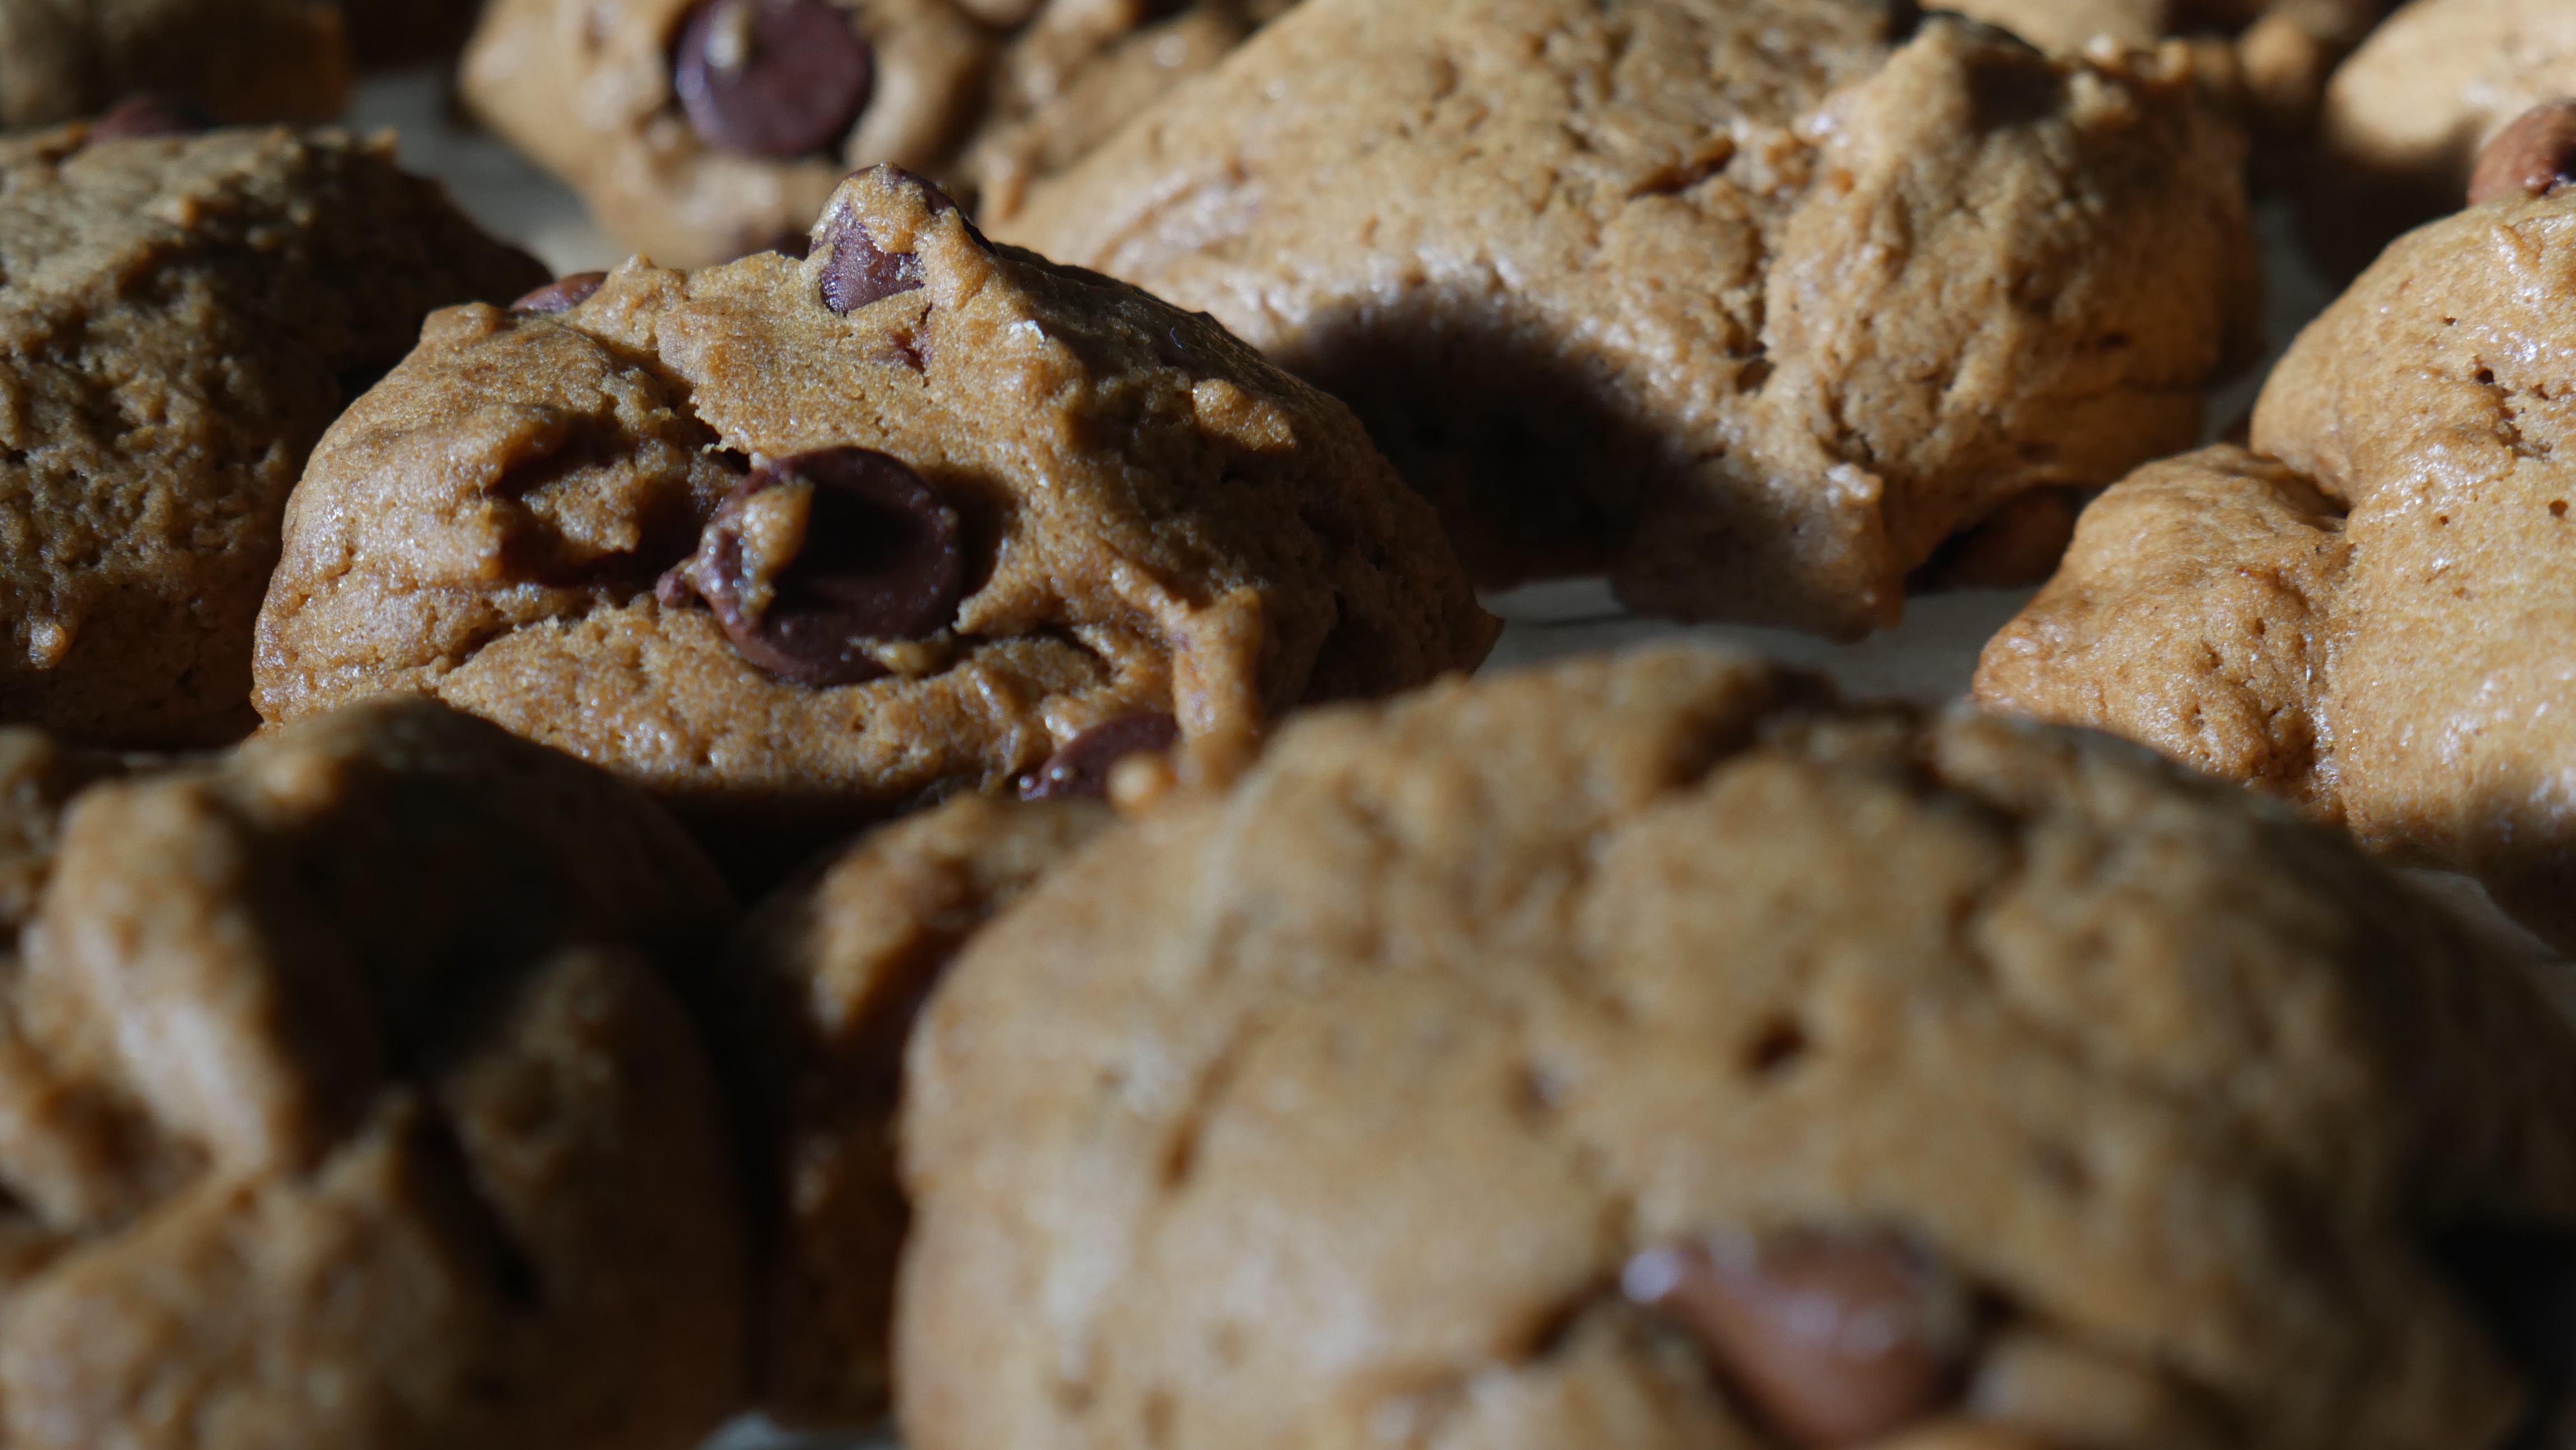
left=0, top=125, right=548, bottom=747
left=899, top=645, right=2576, bottom=1450
left=2310, top=0, right=2576, bottom=273
left=0, top=696, right=744, bottom=1450
left=994, top=0, right=2260, bottom=638
left=1979, top=185, right=2576, bottom=955
left=704, top=791, right=1111, bottom=1428
left=253, top=166, right=1494, bottom=869
left=462, top=0, right=991, bottom=267
left=962, top=0, right=1293, bottom=226
left=0, top=0, right=351, bottom=128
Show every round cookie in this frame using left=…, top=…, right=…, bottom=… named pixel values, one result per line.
left=461, top=0, right=992, bottom=267
left=961, top=0, right=1295, bottom=226
left=988, top=0, right=2261, bottom=639
left=2308, top=0, right=2576, bottom=273
left=704, top=791, right=1113, bottom=1428
left=252, top=165, right=1496, bottom=874
left=898, top=645, right=2576, bottom=1450
left=0, top=123, right=549, bottom=747
left=1976, top=170, right=2576, bottom=955
left=0, top=0, right=351, bottom=129
left=0, top=696, right=745, bottom=1450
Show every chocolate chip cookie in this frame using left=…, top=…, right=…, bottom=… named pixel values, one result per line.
left=461, top=0, right=991, bottom=267
left=252, top=166, right=1495, bottom=873
left=2308, top=0, right=2576, bottom=273
left=0, top=0, right=351, bottom=129
left=702, top=791, right=1112, bottom=1428
left=991, top=0, right=2261, bottom=639
left=899, top=645, right=2576, bottom=1450
left=0, top=695, right=746, bottom=1450
left=960, top=0, right=1294, bottom=227
left=0, top=123, right=548, bottom=747
left=1975, top=149, right=2576, bottom=955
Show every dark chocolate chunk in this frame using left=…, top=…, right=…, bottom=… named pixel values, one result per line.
left=2470, top=100, right=2576, bottom=207
left=677, top=447, right=962, bottom=687
left=816, top=164, right=973, bottom=315
left=86, top=95, right=214, bottom=144
left=509, top=272, right=608, bottom=315
left=673, top=0, right=874, bottom=159
left=1019, top=714, right=1182, bottom=800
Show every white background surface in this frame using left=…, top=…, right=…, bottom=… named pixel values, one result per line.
left=340, top=63, right=2564, bottom=1447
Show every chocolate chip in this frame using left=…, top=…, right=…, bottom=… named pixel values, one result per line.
left=816, top=164, right=974, bottom=315
left=671, top=447, right=962, bottom=687
left=85, top=94, right=214, bottom=144
left=1623, top=1231, right=1971, bottom=1448
left=1019, top=714, right=1181, bottom=800
left=2432, top=1223, right=2576, bottom=1449
left=673, top=0, right=874, bottom=159
left=2470, top=101, right=2576, bottom=207
left=509, top=272, right=608, bottom=315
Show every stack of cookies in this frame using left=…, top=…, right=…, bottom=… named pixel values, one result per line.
left=2, top=0, right=2574, bottom=1446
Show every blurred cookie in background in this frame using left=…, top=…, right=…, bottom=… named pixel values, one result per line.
left=0, top=0, right=352, bottom=127
left=961, top=0, right=1292, bottom=226
left=0, top=121, right=546, bottom=746
left=461, top=0, right=991, bottom=266
left=995, top=0, right=2260, bottom=642
left=2306, top=0, right=2576, bottom=274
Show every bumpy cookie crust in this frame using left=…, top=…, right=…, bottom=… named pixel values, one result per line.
left=2308, top=0, right=2576, bottom=273
left=0, top=698, right=744, bottom=1450
left=0, top=125, right=547, bottom=747
left=461, top=0, right=991, bottom=266
left=993, top=0, right=2260, bottom=638
left=704, top=791, right=1111, bottom=1426
left=899, top=646, right=2576, bottom=1450
left=0, top=0, right=351, bottom=129
left=253, top=167, right=1494, bottom=864
left=1977, top=186, right=2576, bottom=954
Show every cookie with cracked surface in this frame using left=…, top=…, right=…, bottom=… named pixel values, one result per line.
left=2307, top=0, right=2576, bottom=274
left=461, top=0, right=992, bottom=267
left=990, top=0, right=2261, bottom=639
left=1976, top=172, right=2576, bottom=955
left=0, top=0, right=351, bottom=128
left=702, top=791, right=1113, bottom=1428
left=0, top=124, right=548, bottom=747
left=960, top=0, right=1294, bottom=226
left=899, top=645, right=2576, bottom=1450
left=0, top=695, right=745, bottom=1450
left=251, top=165, right=1495, bottom=876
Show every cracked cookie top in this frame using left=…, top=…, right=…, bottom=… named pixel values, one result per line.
left=0, top=124, right=548, bottom=747
left=252, top=165, right=1494, bottom=875
left=992, top=0, right=2259, bottom=638
left=1977, top=176, right=2576, bottom=956
left=0, top=697, right=744, bottom=1450
left=899, top=645, right=2576, bottom=1450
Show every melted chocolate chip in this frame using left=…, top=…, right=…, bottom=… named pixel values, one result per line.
left=816, top=164, right=973, bottom=315
left=509, top=272, right=608, bottom=315
left=1019, top=714, right=1181, bottom=801
left=673, top=0, right=874, bottom=158
left=2470, top=101, right=2576, bottom=207
left=675, top=447, right=962, bottom=687
left=86, top=94, right=214, bottom=143
left=1623, top=1232, right=1970, bottom=1448
left=2432, top=1223, right=2576, bottom=1449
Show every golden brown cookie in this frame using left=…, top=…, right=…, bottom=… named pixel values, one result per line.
left=252, top=165, right=1494, bottom=874
left=461, top=0, right=992, bottom=267
left=0, top=123, right=548, bottom=747
left=0, top=0, right=351, bottom=129
left=991, top=0, right=2261, bottom=639
left=0, top=696, right=744, bottom=1450
left=1976, top=179, right=2576, bottom=954
left=899, top=646, right=2576, bottom=1450
left=2308, top=0, right=2576, bottom=273
left=703, top=791, right=1112, bottom=1428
